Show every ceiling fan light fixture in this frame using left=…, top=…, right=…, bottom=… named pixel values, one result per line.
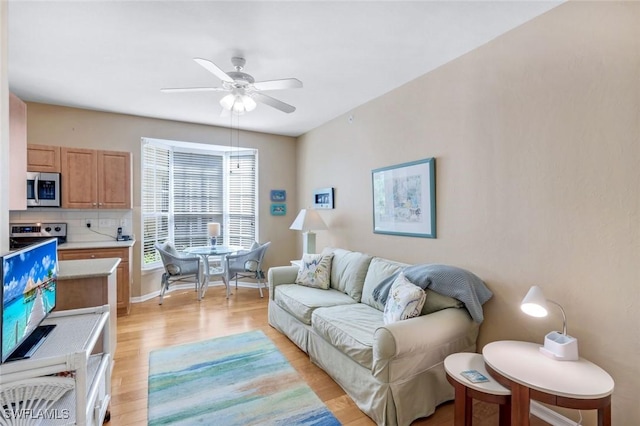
left=171, top=57, right=300, bottom=114
left=220, top=93, right=236, bottom=110
left=220, top=93, right=257, bottom=114
left=242, top=95, right=257, bottom=112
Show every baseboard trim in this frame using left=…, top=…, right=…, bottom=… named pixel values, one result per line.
left=531, top=401, right=579, bottom=426
left=131, top=280, right=265, bottom=304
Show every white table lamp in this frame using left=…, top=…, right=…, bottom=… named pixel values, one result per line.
left=207, top=222, right=221, bottom=246
left=289, top=209, right=327, bottom=254
left=521, top=285, right=579, bottom=361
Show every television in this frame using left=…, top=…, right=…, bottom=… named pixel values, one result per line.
left=1, top=238, right=58, bottom=363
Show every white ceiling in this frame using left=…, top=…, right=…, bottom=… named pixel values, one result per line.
left=7, top=1, right=562, bottom=138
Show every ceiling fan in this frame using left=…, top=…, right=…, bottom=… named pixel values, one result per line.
left=161, top=57, right=302, bottom=114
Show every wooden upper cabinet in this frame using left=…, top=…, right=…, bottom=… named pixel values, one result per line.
left=27, top=144, right=61, bottom=172
left=61, top=147, right=131, bottom=209
left=9, top=93, right=27, bottom=210
left=61, top=147, right=98, bottom=209
left=98, top=150, right=132, bottom=209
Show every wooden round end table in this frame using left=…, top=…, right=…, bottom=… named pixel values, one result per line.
left=445, top=352, right=511, bottom=426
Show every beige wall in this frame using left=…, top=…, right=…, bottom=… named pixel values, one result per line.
left=298, top=2, right=639, bottom=424
left=24, top=103, right=298, bottom=297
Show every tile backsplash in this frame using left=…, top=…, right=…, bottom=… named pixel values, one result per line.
left=10, top=209, right=133, bottom=243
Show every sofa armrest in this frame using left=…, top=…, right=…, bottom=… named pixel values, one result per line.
left=372, top=308, right=479, bottom=380
left=268, top=266, right=299, bottom=300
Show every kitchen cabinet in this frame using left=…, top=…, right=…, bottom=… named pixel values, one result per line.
left=61, top=147, right=131, bottom=209
left=58, top=247, right=131, bottom=316
left=27, top=143, right=61, bottom=172
left=9, top=93, right=27, bottom=210
left=0, top=306, right=112, bottom=426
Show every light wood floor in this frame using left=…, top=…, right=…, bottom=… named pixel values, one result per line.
left=107, top=285, right=548, bottom=426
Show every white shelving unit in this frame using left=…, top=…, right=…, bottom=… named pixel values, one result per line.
left=0, top=305, right=112, bottom=425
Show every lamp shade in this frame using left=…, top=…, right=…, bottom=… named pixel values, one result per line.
left=289, top=209, right=327, bottom=231
left=207, top=222, right=221, bottom=237
left=520, top=285, right=549, bottom=317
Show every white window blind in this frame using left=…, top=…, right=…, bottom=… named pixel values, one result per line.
left=228, top=154, right=256, bottom=248
left=173, top=151, right=224, bottom=248
left=142, top=139, right=257, bottom=269
left=142, top=144, right=170, bottom=266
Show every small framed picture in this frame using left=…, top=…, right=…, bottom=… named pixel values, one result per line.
left=270, top=190, right=286, bottom=202
left=270, top=203, right=287, bottom=216
left=313, top=187, right=334, bottom=209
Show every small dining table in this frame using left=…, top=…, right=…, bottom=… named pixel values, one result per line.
left=184, top=245, right=242, bottom=299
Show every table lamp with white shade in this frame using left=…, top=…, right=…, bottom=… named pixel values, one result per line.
left=289, top=209, right=327, bottom=255
left=207, top=222, right=221, bottom=246
left=520, top=285, right=579, bottom=361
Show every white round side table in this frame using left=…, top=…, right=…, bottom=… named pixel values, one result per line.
left=483, top=340, right=614, bottom=426
left=444, top=352, right=511, bottom=426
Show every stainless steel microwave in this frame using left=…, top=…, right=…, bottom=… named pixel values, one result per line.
left=26, top=172, right=61, bottom=207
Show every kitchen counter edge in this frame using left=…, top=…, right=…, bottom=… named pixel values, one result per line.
left=58, top=258, right=121, bottom=280
left=58, top=240, right=136, bottom=250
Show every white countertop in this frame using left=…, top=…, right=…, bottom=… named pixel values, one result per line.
left=58, top=240, right=136, bottom=250
left=58, top=258, right=121, bottom=280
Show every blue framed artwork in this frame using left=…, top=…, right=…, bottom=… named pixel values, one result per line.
left=372, top=157, right=436, bottom=238
left=270, top=203, right=287, bottom=216
left=270, top=190, right=286, bottom=202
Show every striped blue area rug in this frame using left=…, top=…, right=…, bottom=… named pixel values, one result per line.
left=148, top=330, right=341, bottom=426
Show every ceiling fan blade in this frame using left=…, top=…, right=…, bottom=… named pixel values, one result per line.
left=252, top=92, right=296, bottom=113
left=194, top=58, right=234, bottom=84
left=253, top=78, right=303, bottom=91
left=160, top=87, right=226, bottom=93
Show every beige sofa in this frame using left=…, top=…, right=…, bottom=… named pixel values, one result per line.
left=268, top=248, right=484, bottom=426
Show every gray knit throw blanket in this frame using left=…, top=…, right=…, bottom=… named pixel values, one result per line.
left=372, top=264, right=493, bottom=323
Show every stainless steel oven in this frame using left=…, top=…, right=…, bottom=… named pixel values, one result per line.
left=9, top=223, right=67, bottom=250
left=26, top=172, right=61, bottom=207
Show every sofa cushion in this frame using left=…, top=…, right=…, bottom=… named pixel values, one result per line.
left=329, top=249, right=373, bottom=302
left=422, top=289, right=464, bottom=314
left=312, top=304, right=383, bottom=370
left=362, top=257, right=463, bottom=314
left=295, top=253, right=333, bottom=289
left=274, top=284, right=356, bottom=325
left=383, top=272, right=426, bottom=324
left=362, top=257, right=407, bottom=310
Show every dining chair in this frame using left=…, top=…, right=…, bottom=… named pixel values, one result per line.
left=155, top=242, right=201, bottom=304
left=223, top=241, right=271, bottom=298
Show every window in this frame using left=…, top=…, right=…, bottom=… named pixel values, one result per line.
left=142, top=138, right=257, bottom=269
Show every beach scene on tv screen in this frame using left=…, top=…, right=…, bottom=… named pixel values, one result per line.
left=2, top=241, right=57, bottom=361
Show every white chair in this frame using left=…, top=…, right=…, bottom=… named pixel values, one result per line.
left=155, top=242, right=201, bottom=304
left=223, top=241, right=271, bottom=298
left=0, top=376, right=75, bottom=425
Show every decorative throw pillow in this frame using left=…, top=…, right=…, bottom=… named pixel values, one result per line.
left=295, top=253, right=334, bottom=289
left=383, top=272, right=427, bottom=324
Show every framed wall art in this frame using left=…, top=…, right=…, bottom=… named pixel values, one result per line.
left=270, top=203, right=287, bottom=216
left=371, top=157, right=436, bottom=238
left=270, top=189, right=286, bottom=202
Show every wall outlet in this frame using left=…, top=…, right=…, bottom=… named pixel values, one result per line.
left=120, top=218, right=128, bottom=228
left=85, top=219, right=93, bottom=228
left=99, top=218, right=110, bottom=228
